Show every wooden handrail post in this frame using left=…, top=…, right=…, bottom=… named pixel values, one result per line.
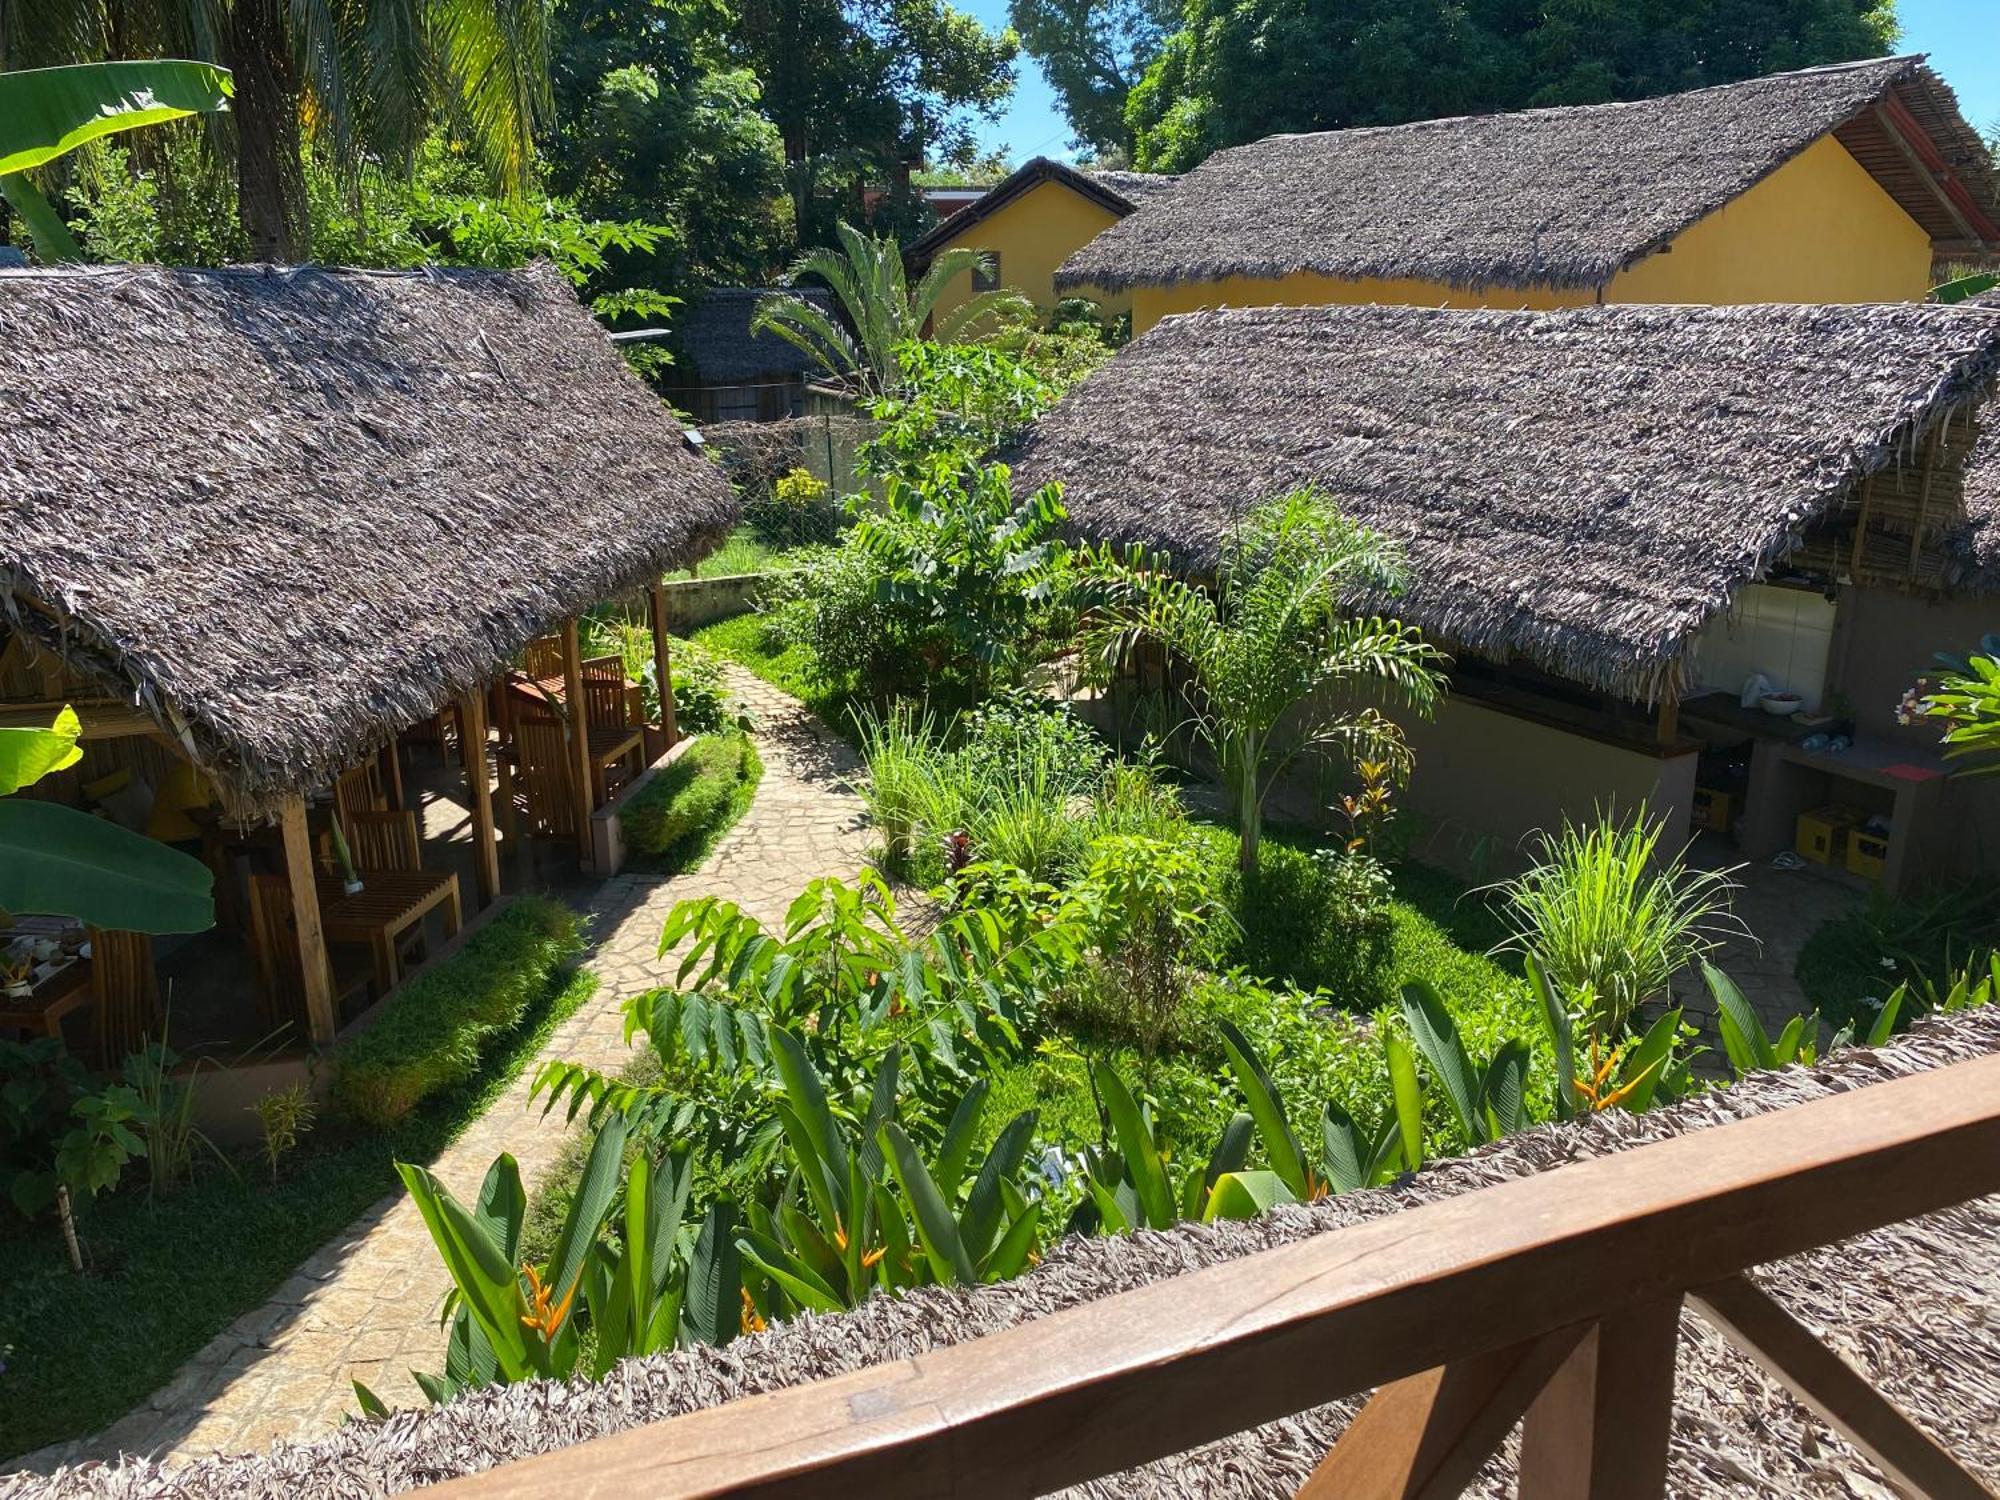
left=560, top=618, right=595, bottom=870
left=277, top=794, right=336, bottom=1046
left=1518, top=1296, right=1682, bottom=1500
left=648, top=580, right=679, bottom=748
left=460, top=690, right=500, bottom=908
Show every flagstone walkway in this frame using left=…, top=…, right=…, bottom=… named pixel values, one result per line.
left=13, top=667, right=872, bottom=1474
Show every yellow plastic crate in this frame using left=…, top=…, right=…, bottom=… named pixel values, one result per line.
left=1846, top=829, right=1890, bottom=882
left=1795, top=805, right=1859, bottom=865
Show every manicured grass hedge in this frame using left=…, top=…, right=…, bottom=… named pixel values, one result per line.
left=329, top=895, right=586, bottom=1128
left=620, top=730, right=762, bottom=871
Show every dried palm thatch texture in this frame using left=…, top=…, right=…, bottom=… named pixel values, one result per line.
left=1058, top=56, right=2000, bottom=295
left=10, top=1007, right=1995, bottom=1499
left=673, top=287, right=838, bottom=383
left=0, top=263, right=734, bottom=817
left=1011, top=300, right=2000, bottom=702
left=909, top=157, right=1181, bottom=266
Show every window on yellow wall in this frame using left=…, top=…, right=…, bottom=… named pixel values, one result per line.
left=972, top=251, right=1001, bottom=292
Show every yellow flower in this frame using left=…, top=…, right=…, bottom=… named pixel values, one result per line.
left=518, top=1264, right=577, bottom=1340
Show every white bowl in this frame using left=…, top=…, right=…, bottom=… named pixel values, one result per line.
left=1761, top=693, right=1804, bottom=716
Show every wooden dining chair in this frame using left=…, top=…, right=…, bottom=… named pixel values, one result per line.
left=86, top=928, right=159, bottom=1063
left=522, top=635, right=567, bottom=682
left=513, top=709, right=578, bottom=841
left=345, top=809, right=423, bottom=873
left=581, top=654, right=646, bottom=797
left=334, top=764, right=384, bottom=825
left=247, top=876, right=373, bottom=1036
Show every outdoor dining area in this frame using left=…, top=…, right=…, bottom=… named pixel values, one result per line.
left=0, top=260, right=735, bottom=1075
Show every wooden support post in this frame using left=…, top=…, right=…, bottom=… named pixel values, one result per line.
left=378, top=737, right=405, bottom=812
left=1908, top=419, right=1946, bottom=575
left=560, top=619, right=595, bottom=869
left=460, top=690, right=500, bottom=908
left=1656, top=695, right=1679, bottom=748
left=1690, top=1276, right=1992, bottom=1500
left=1848, top=474, right=1877, bottom=580
left=648, top=580, right=679, bottom=747
left=1299, top=1324, right=1588, bottom=1500
left=1518, top=1297, right=1682, bottom=1500
left=277, top=794, right=337, bottom=1047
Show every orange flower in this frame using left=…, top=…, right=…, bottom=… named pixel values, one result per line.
left=519, top=1264, right=577, bottom=1340
left=740, top=1288, right=767, bottom=1334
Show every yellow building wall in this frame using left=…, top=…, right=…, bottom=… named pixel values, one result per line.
left=1606, top=135, right=1932, bottom=304
left=1123, top=134, right=1933, bottom=334
left=929, top=178, right=1129, bottom=324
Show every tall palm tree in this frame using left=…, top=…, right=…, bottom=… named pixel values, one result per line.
left=750, top=220, right=1034, bottom=395
left=4, top=0, right=549, bottom=260
left=1086, top=488, right=1448, bottom=873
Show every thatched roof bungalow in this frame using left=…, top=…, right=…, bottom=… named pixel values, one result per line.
left=1016, top=299, right=2000, bottom=885
left=12, top=1007, right=1995, bottom=1497
left=0, top=262, right=731, bottom=818
left=1, top=262, right=732, bottom=1051
left=658, top=286, right=839, bottom=423
left=907, top=157, right=1182, bottom=326
left=1058, top=56, right=2000, bottom=333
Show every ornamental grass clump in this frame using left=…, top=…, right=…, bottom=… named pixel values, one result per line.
left=1491, top=810, right=1742, bottom=1041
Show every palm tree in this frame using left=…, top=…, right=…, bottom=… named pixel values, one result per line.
left=1086, top=488, right=1447, bottom=873
left=750, top=220, right=1034, bottom=395
left=5, top=0, right=549, bottom=260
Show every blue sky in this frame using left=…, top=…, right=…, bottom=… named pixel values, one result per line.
left=960, top=0, right=2000, bottom=164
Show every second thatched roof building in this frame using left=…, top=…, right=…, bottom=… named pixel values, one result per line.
left=1016, top=297, right=2000, bottom=890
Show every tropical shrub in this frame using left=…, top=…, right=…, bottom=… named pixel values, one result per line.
left=619, top=730, right=761, bottom=867
left=669, top=638, right=734, bottom=736
left=749, top=223, right=1033, bottom=394
left=1909, top=639, right=2000, bottom=777
left=859, top=341, right=1069, bottom=480
left=1488, top=810, right=1740, bottom=1041
left=1082, top=488, right=1446, bottom=873
left=329, top=896, right=586, bottom=1128
left=1214, top=842, right=1396, bottom=1008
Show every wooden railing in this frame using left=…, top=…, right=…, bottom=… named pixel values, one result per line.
left=441, top=1053, right=2000, bottom=1500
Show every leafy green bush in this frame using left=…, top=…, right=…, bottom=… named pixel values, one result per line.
left=619, top=731, right=761, bottom=866
left=667, top=639, right=733, bottom=737
left=329, top=896, right=586, bottom=1128
left=1795, top=879, right=2000, bottom=1034
left=1211, top=839, right=1396, bottom=1008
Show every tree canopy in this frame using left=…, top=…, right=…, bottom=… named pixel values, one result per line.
left=1008, top=0, right=1176, bottom=157
left=1125, top=0, right=1902, bottom=171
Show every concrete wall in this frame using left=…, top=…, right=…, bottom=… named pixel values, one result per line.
left=1123, top=134, right=1932, bottom=334
left=929, top=178, right=1130, bottom=324
left=1399, top=697, right=1699, bottom=870
left=658, top=572, right=780, bottom=633
left=1826, top=584, right=2000, bottom=878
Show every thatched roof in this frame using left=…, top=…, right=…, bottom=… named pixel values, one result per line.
left=1057, top=55, right=2000, bottom=296
left=11, top=1006, right=1995, bottom=1498
left=0, top=263, right=734, bottom=815
left=909, top=157, right=1181, bottom=266
left=671, top=286, right=837, bottom=384
left=1011, top=300, right=2000, bottom=701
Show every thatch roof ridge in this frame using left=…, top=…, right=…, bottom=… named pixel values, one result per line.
left=1011, top=299, right=2000, bottom=700
left=1056, top=54, right=2000, bottom=294
left=908, top=157, right=1177, bottom=265
left=0, top=262, right=734, bottom=814
left=11, top=1007, right=1995, bottom=1498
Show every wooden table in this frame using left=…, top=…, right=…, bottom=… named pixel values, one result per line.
left=315, top=871, right=462, bottom=995
left=0, top=952, right=92, bottom=1040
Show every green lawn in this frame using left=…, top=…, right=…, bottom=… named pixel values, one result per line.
left=679, top=525, right=804, bottom=579
left=0, top=964, right=597, bottom=1459
left=621, top=729, right=763, bottom=872
left=690, top=611, right=862, bottom=741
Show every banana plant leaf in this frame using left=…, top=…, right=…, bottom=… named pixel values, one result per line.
left=0, top=797, right=213, bottom=933
left=0, top=62, right=234, bottom=176
left=0, top=709, right=82, bottom=794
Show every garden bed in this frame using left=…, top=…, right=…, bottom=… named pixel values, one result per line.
left=0, top=949, right=596, bottom=1459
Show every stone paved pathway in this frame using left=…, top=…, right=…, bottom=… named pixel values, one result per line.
left=13, top=668, right=872, bottom=1475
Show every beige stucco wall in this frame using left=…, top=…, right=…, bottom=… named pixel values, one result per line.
left=1399, top=697, right=1699, bottom=868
